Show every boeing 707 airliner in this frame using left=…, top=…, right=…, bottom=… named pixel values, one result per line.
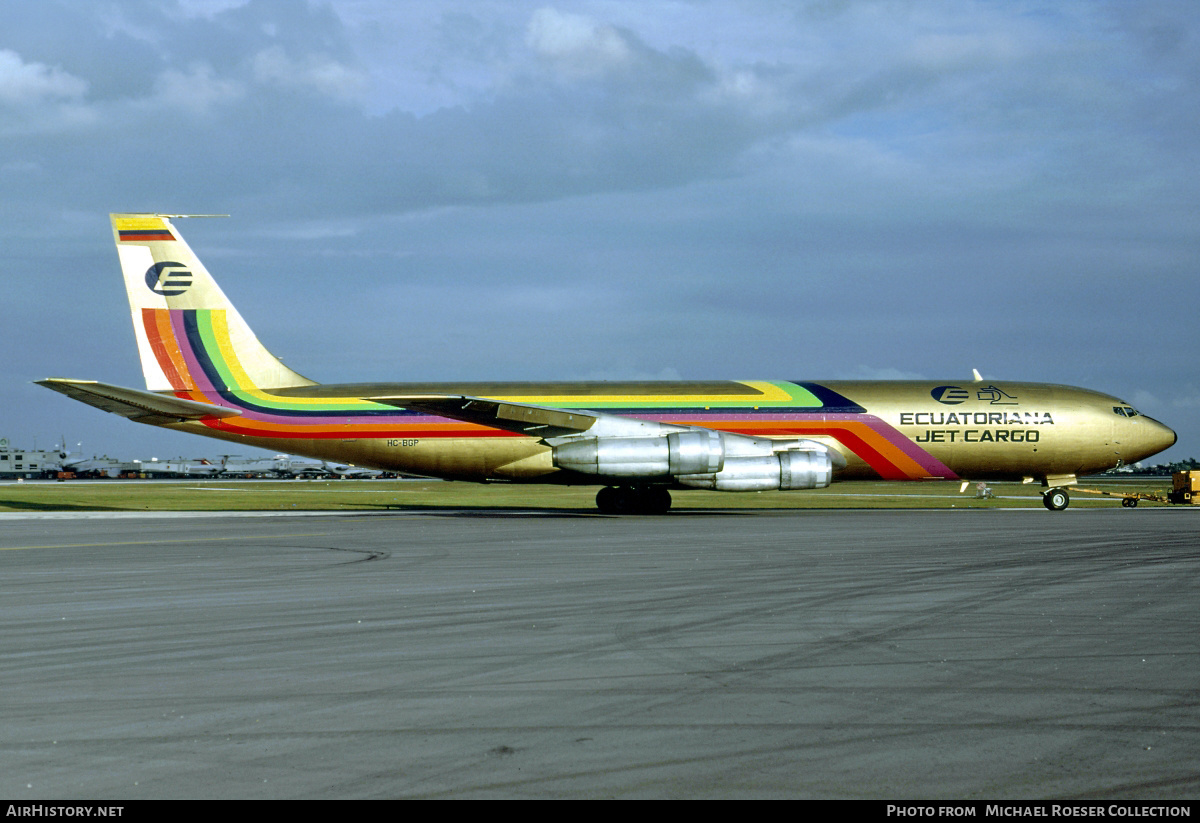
left=37, top=214, right=1177, bottom=513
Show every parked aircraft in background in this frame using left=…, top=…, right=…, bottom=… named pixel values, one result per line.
left=38, top=214, right=1176, bottom=513
left=138, top=457, right=221, bottom=477
left=218, top=454, right=299, bottom=478
left=60, top=456, right=124, bottom=478
left=321, top=462, right=385, bottom=479
left=218, top=454, right=381, bottom=478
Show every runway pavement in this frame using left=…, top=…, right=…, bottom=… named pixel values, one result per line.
left=1, top=507, right=1197, bottom=799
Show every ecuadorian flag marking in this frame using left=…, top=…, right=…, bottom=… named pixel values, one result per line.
left=116, top=216, right=174, bottom=243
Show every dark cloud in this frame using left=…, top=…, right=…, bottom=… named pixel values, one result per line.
left=1, top=0, right=1197, bottom=463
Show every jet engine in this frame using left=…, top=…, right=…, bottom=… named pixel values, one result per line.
left=552, top=428, right=835, bottom=492
left=552, top=429, right=724, bottom=476
left=675, top=449, right=833, bottom=491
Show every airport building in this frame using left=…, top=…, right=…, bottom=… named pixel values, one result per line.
left=0, top=438, right=66, bottom=479
left=0, top=438, right=392, bottom=479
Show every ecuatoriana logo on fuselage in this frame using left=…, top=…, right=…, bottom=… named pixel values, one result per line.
left=931, top=385, right=1018, bottom=405
left=931, top=386, right=970, bottom=404
left=145, top=262, right=193, bottom=296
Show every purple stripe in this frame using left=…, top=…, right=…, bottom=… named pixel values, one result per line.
left=626, top=410, right=956, bottom=478
left=825, top=413, right=956, bottom=478
left=171, top=311, right=219, bottom=393
left=221, top=405, right=446, bottom=426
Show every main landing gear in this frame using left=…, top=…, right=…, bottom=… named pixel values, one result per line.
left=596, top=485, right=673, bottom=515
left=1042, top=487, right=1070, bottom=511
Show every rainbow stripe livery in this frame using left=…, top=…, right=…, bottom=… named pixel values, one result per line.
left=37, top=213, right=1176, bottom=513
left=135, top=303, right=955, bottom=480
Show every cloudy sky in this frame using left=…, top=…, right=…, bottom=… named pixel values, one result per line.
left=2, top=0, right=1197, bottom=464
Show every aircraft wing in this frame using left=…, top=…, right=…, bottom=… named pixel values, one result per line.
left=368, top=395, right=600, bottom=438
left=36, top=378, right=242, bottom=424
left=371, top=393, right=848, bottom=468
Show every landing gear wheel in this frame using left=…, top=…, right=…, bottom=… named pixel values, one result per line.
left=1042, top=487, right=1070, bottom=511
left=596, top=486, right=624, bottom=514
left=1121, top=496, right=1138, bottom=508
left=595, top=486, right=673, bottom=515
left=639, top=487, right=672, bottom=515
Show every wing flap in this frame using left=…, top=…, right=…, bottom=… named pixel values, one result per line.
left=368, top=394, right=598, bottom=437
left=36, top=379, right=242, bottom=423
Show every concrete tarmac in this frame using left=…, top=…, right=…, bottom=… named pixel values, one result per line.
left=1, top=507, right=1197, bottom=799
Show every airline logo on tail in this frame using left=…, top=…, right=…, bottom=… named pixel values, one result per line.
left=145, top=262, right=192, bottom=295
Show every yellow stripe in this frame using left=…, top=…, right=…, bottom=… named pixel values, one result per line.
left=201, top=318, right=794, bottom=411
left=492, top=380, right=797, bottom=405
left=114, top=217, right=168, bottom=231
left=207, top=310, right=376, bottom=406
left=207, top=309, right=253, bottom=391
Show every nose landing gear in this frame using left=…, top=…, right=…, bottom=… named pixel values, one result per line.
left=1042, top=487, right=1070, bottom=511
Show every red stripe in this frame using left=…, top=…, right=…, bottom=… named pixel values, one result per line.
left=120, top=230, right=174, bottom=241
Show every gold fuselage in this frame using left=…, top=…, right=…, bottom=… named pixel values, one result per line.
left=78, top=217, right=1177, bottom=492
left=157, top=379, right=1176, bottom=485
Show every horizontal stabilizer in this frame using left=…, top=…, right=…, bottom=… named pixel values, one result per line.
left=368, top=395, right=598, bottom=437
left=36, top=379, right=242, bottom=424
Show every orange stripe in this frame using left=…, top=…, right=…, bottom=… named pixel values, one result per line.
left=687, top=418, right=931, bottom=479
left=201, top=415, right=504, bottom=438
left=144, top=309, right=193, bottom=390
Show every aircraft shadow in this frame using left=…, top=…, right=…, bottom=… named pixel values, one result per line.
left=354, top=503, right=758, bottom=519
left=0, top=499, right=125, bottom=512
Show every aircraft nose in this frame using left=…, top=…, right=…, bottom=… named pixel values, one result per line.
left=1151, top=418, right=1178, bottom=453
left=1131, top=417, right=1177, bottom=462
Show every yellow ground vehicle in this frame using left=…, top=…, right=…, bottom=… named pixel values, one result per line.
left=1072, top=470, right=1199, bottom=508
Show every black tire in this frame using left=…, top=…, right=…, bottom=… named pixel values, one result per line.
left=638, top=487, right=672, bottom=515
left=596, top=486, right=672, bottom=514
left=1121, top=497, right=1137, bottom=508
left=1043, top=488, right=1069, bottom=511
left=596, top=486, right=624, bottom=514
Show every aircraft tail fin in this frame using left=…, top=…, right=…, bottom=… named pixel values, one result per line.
left=111, top=214, right=316, bottom=393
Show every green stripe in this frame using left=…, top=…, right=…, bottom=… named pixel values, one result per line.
left=197, top=310, right=394, bottom=411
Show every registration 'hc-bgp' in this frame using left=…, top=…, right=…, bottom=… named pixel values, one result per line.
left=38, top=215, right=1177, bottom=514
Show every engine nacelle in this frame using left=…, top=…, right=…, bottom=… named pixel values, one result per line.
left=552, top=429, right=725, bottom=477
left=676, top=449, right=833, bottom=491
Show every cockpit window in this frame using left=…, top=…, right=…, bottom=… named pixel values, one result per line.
left=1113, top=406, right=1126, bottom=417
left=1113, top=406, right=1140, bottom=417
